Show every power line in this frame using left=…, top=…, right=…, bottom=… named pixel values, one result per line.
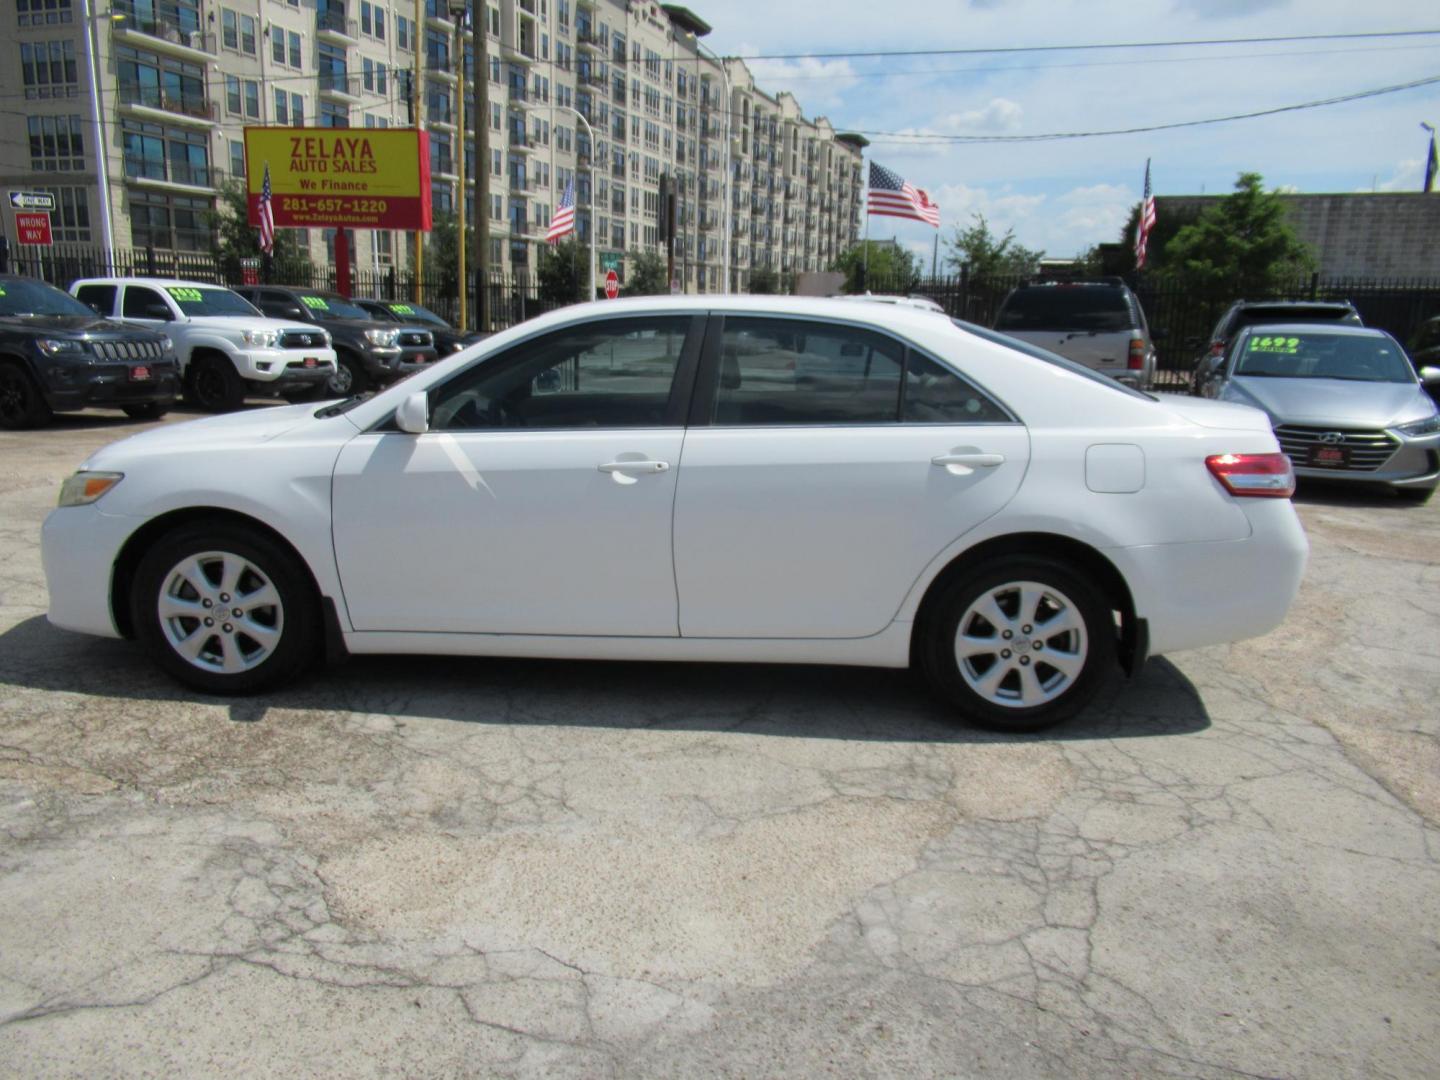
left=730, top=28, right=1440, bottom=62
left=855, top=73, right=1440, bottom=144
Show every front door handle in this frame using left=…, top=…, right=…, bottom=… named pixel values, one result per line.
left=598, top=460, right=670, bottom=474
left=932, top=452, right=1006, bottom=468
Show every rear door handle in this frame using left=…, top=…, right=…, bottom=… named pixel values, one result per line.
left=932, top=452, right=1006, bottom=468
left=598, top=460, right=670, bottom=474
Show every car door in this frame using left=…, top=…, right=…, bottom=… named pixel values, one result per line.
left=120, top=283, right=177, bottom=327
left=331, top=313, right=703, bottom=635
left=673, top=315, right=1030, bottom=640
left=73, top=283, right=118, bottom=317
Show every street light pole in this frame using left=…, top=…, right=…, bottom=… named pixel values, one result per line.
left=449, top=0, right=467, bottom=329
left=473, top=3, right=488, bottom=330
left=80, top=0, right=118, bottom=268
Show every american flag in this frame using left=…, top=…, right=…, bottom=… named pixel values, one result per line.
left=867, top=162, right=940, bottom=227
left=258, top=162, right=275, bottom=256
left=546, top=179, right=576, bottom=244
left=1134, top=159, right=1156, bottom=269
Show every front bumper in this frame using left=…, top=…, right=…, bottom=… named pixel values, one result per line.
left=42, top=503, right=137, bottom=639
left=41, top=362, right=181, bottom=412
left=237, top=346, right=339, bottom=385
left=367, top=346, right=440, bottom=384
left=1290, top=432, right=1440, bottom=489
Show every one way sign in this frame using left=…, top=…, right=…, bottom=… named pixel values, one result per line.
left=8, top=191, right=55, bottom=211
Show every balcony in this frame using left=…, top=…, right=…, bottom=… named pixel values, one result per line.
left=580, top=69, right=606, bottom=88
left=576, top=29, right=600, bottom=52
left=316, top=8, right=358, bottom=42
left=507, top=217, right=535, bottom=237
left=111, top=1, right=215, bottom=61
left=318, top=72, right=363, bottom=101
left=507, top=173, right=535, bottom=192
left=117, top=84, right=218, bottom=126
left=501, top=37, right=537, bottom=63
left=508, top=130, right=534, bottom=153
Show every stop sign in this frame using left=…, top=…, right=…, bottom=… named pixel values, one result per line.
left=604, top=269, right=620, bottom=300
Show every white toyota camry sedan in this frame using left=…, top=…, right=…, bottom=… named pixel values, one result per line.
left=42, top=296, right=1308, bottom=731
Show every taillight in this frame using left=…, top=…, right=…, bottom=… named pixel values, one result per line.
left=1128, top=336, right=1145, bottom=370
left=1209, top=340, right=1227, bottom=356
left=1205, top=453, right=1295, bottom=498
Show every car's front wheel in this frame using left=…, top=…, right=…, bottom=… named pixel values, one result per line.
left=327, top=352, right=368, bottom=396
left=0, top=361, right=53, bottom=430
left=131, top=522, right=319, bottom=694
left=919, top=556, right=1115, bottom=732
left=186, top=355, right=245, bottom=412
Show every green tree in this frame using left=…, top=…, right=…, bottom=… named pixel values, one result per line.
left=625, top=251, right=668, bottom=296
left=1112, top=201, right=1202, bottom=275
left=208, top=179, right=312, bottom=281
left=537, top=237, right=593, bottom=303
left=422, top=211, right=470, bottom=300
left=943, top=213, right=1043, bottom=280
left=1163, top=172, right=1314, bottom=295
left=748, top=266, right=780, bottom=294
left=832, top=240, right=920, bottom=293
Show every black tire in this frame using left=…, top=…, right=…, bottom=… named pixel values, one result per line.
left=122, top=402, right=169, bottom=421
left=918, top=555, right=1116, bottom=733
left=131, top=521, right=319, bottom=695
left=327, top=352, right=369, bottom=396
left=186, top=355, right=245, bottom=412
left=1395, top=485, right=1434, bottom=504
left=0, top=361, right=53, bottom=430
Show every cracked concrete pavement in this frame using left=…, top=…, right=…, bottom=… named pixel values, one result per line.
left=1, top=409, right=1437, bottom=1078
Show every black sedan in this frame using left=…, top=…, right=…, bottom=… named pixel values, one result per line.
left=0, top=275, right=178, bottom=429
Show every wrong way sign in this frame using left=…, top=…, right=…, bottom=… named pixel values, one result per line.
left=15, top=212, right=53, bottom=246
left=8, top=191, right=55, bottom=211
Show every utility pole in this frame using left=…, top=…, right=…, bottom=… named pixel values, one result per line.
left=473, top=1, right=489, bottom=331
left=413, top=0, right=425, bottom=302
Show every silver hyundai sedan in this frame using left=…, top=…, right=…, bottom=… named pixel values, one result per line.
left=1200, top=323, right=1440, bottom=502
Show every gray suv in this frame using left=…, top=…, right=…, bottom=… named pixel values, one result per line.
left=993, top=280, right=1156, bottom=389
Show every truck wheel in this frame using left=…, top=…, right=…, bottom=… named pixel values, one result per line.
left=327, top=352, right=369, bottom=396
left=0, top=361, right=53, bottom=430
left=187, top=355, right=245, bottom=412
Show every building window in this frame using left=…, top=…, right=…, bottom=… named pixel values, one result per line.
left=27, top=115, right=84, bottom=171
left=375, top=230, right=393, bottom=263
left=30, top=186, right=89, bottom=242
left=17, top=0, right=73, bottom=26
left=396, top=14, right=411, bottom=50
left=129, top=191, right=213, bottom=251
left=221, top=10, right=236, bottom=49
left=20, top=40, right=78, bottom=99
left=274, top=87, right=288, bottom=123
left=229, top=139, right=245, bottom=178
left=245, top=79, right=260, bottom=118
left=320, top=100, right=349, bottom=128
left=122, top=119, right=211, bottom=187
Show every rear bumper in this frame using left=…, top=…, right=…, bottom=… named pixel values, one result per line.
left=1108, top=498, right=1309, bottom=657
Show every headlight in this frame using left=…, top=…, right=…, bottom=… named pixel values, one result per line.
left=160, top=335, right=175, bottom=353
left=37, top=338, right=87, bottom=357
left=58, top=471, right=123, bottom=507
left=1396, top=414, right=1440, bottom=437
left=450, top=341, right=465, bottom=353
left=242, top=329, right=280, bottom=348
left=364, top=329, right=399, bottom=347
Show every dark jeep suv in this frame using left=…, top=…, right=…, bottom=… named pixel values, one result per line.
left=233, top=286, right=438, bottom=395
left=0, top=275, right=178, bottom=430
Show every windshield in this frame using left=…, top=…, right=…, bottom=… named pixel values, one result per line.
left=297, top=294, right=372, bottom=321
left=0, top=278, right=96, bottom=317
left=955, top=319, right=1154, bottom=400
left=995, top=286, right=1133, bottom=333
left=383, top=301, right=448, bottom=327
left=165, top=286, right=261, bottom=317
left=1233, top=332, right=1415, bottom=383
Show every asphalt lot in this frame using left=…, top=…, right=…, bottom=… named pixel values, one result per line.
left=1, top=406, right=1437, bottom=1079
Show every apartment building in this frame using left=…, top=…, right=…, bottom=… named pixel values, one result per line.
left=1, top=0, right=863, bottom=291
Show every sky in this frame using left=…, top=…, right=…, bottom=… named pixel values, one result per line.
left=698, top=0, right=1440, bottom=269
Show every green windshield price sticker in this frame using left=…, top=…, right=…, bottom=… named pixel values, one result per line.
left=1249, top=336, right=1300, bottom=354
left=167, top=287, right=204, bottom=303
left=301, top=296, right=330, bottom=310
left=0, top=286, right=7, bottom=296
left=389, top=303, right=415, bottom=315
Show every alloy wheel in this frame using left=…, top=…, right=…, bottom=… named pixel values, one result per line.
left=953, top=580, right=1089, bottom=709
left=157, top=551, right=285, bottom=674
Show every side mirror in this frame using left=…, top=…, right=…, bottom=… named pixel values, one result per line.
left=283, top=306, right=306, bottom=319
left=1420, top=366, right=1440, bottom=387
left=395, top=391, right=430, bottom=434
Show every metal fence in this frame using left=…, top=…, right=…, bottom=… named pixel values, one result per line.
left=0, top=243, right=564, bottom=334
left=867, top=269, right=1440, bottom=388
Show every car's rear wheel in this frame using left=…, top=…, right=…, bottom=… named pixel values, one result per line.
left=0, top=361, right=53, bottom=430
left=131, top=523, right=318, bottom=694
left=122, top=402, right=169, bottom=421
left=187, top=355, right=245, bottom=412
left=920, top=556, right=1115, bottom=732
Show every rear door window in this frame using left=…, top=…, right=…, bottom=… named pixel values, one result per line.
left=995, top=287, right=1133, bottom=332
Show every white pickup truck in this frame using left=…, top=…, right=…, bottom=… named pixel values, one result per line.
left=70, top=278, right=338, bottom=412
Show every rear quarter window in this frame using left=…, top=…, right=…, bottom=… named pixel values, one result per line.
left=995, top=287, right=1134, bottom=333
left=74, top=284, right=116, bottom=316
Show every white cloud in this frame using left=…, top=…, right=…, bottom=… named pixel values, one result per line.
left=1370, top=160, right=1424, bottom=192
left=1173, top=0, right=1288, bottom=16
left=740, top=48, right=859, bottom=111
left=940, top=98, right=1024, bottom=134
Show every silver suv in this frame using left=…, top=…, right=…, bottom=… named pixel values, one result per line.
left=993, top=280, right=1156, bottom=390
